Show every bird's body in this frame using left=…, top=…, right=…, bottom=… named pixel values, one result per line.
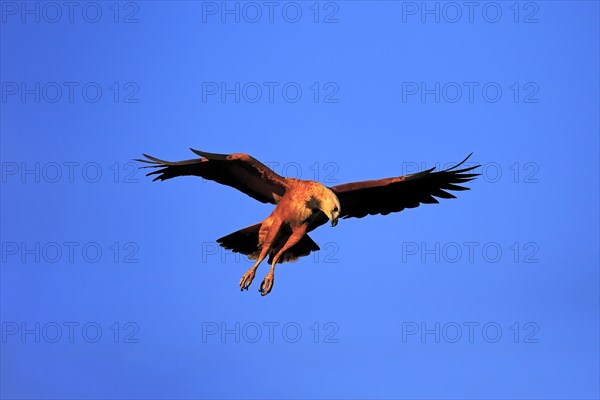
left=218, top=178, right=340, bottom=293
left=137, top=149, right=479, bottom=295
left=270, top=179, right=327, bottom=228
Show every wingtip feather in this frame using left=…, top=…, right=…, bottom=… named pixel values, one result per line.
left=446, top=153, right=475, bottom=171
left=190, top=148, right=229, bottom=160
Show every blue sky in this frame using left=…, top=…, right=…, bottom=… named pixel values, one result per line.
left=1, top=1, right=599, bottom=399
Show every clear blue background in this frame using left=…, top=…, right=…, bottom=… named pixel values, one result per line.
left=1, top=1, right=599, bottom=399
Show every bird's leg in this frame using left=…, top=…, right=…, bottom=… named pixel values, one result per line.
left=260, top=227, right=306, bottom=296
left=239, top=246, right=269, bottom=291
left=240, top=218, right=281, bottom=291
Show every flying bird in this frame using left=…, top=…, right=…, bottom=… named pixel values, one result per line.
left=137, top=150, right=479, bottom=296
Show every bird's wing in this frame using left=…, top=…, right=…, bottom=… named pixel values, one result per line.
left=330, top=154, right=479, bottom=219
left=136, top=149, right=289, bottom=204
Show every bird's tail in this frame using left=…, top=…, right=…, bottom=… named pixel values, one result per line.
left=217, top=223, right=263, bottom=260
left=217, top=223, right=320, bottom=264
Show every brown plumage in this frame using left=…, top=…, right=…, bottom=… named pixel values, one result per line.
left=137, top=149, right=479, bottom=296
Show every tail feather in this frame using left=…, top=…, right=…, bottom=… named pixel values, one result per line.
left=217, top=223, right=263, bottom=260
left=217, top=223, right=320, bottom=264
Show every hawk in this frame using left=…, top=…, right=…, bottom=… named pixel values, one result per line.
left=137, top=149, right=479, bottom=296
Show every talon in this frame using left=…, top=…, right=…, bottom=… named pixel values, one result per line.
left=259, top=274, right=274, bottom=296
left=239, top=269, right=256, bottom=291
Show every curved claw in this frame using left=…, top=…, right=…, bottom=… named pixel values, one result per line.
left=239, top=269, right=256, bottom=291
left=259, top=273, right=274, bottom=296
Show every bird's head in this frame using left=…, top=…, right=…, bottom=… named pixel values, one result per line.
left=306, top=188, right=341, bottom=227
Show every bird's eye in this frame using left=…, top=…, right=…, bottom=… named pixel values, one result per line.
left=333, top=206, right=338, bottom=212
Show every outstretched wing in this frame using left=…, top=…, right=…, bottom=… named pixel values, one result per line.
left=331, top=154, right=479, bottom=219
left=136, top=149, right=289, bottom=204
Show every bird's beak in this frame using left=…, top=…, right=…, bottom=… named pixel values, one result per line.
left=331, top=215, right=338, bottom=227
